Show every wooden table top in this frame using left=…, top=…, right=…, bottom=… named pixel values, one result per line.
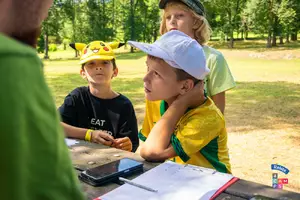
left=69, top=140, right=300, bottom=200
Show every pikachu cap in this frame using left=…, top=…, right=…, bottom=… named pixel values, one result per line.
left=70, top=41, right=125, bottom=65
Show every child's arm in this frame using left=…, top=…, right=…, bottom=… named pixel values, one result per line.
left=140, top=100, right=187, bottom=160
left=61, top=122, right=115, bottom=146
left=206, top=51, right=236, bottom=114
left=211, top=92, right=225, bottom=114
left=140, top=83, right=206, bottom=161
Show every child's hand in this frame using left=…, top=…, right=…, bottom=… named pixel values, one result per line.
left=175, top=81, right=205, bottom=108
left=91, top=130, right=115, bottom=146
left=112, top=137, right=132, bottom=152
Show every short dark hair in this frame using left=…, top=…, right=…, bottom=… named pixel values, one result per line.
left=81, top=59, right=117, bottom=70
left=147, top=55, right=200, bottom=84
left=172, top=68, right=201, bottom=85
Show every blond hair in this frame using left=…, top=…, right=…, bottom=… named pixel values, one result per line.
left=159, top=1, right=212, bottom=45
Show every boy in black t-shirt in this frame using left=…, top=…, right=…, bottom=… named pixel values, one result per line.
left=59, top=41, right=139, bottom=152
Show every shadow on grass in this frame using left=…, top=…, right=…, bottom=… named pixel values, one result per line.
left=226, top=81, right=300, bottom=132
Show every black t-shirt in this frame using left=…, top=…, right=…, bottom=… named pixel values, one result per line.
left=58, top=86, right=139, bottom=152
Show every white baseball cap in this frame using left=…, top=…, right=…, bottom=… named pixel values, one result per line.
left=128, top=30, right=209, bottom=80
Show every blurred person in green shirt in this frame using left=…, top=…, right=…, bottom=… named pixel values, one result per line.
left=0, top=0, right=85, bottom=199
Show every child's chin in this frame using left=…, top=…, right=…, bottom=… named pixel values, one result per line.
left=145, top=94, right=159, bottom=101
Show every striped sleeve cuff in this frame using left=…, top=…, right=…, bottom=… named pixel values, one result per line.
left=171, top=134, right=190, bottom=162
left=138, top=130, right=147, bottom=142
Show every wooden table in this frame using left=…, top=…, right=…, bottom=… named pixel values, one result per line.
left=70, top=140, right=300, bottom=200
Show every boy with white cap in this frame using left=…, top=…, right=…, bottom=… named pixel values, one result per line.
left=129, top=30, right=231, bottom=173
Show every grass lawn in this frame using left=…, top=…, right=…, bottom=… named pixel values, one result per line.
left=43, top=40, right=300, bottom=193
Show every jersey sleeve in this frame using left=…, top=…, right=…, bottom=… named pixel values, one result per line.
left=207, top=53, right=236, bottom=96
left=171, top=113, right=224, bottom=162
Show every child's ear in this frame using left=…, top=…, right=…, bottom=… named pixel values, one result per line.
left=179, top=80, right=194, bottom=95
left=112, top=67, right=119, bottom=79
left=80, top=69, right=87, bottom=79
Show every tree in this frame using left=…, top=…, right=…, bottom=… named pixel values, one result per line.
left=209, top=0, right=248, bottom=48
left=245, top=0, right=280, bottom=48
left=42, top=0, right=64, bottom=59
left=277, top=0, right=297, bottom=43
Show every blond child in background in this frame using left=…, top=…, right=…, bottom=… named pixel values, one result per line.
left=159, top=0, right=236, bottom=114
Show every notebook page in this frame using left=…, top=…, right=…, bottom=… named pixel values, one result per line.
left=99, top=161, right=234, bottom=200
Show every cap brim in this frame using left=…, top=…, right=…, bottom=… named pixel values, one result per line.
left=79, top=55, right=114, bottom=65
left=159, top=0, right=169, bottom=8
left=128, top=41, right=171, bottom=61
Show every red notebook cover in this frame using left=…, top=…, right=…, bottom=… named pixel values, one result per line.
left=210, top=177, right=240, bottom=200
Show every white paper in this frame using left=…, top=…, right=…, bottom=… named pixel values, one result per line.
left=65, top=138, right=79, bottom=147
left=100, top=161, right=234, bottom=200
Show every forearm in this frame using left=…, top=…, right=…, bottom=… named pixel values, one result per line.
left=142, top=101, right=186, bottom=156
left=140, top=144, right=176, bottom=161
left=211, top=92, right=225, bottom=114
left=61, top=122, right=87, bottom=139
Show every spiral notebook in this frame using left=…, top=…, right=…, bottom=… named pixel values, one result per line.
left=95, top=161, right=237, bottom=200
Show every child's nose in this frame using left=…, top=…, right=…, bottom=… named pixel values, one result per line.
left=170, top=16, right=176, bottom=24
left=143, top=73, right=150, bottom=83
left=95, top=65, right=102, bottom=70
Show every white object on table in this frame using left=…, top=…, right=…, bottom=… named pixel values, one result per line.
left=65, top=138, right=79, bottom=147
left=99, top=161, right=234, bottom=200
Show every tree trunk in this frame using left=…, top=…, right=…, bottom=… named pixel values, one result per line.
left=279, top=36, right=284, bottom=44
left=266, top=0, right=273, bottom=48
left=286, top=34, right=290, bottom=43
left=272, top=16, right=278, bottom=47
left=245, top=31, right=248, bottom=40
left=241, top=30, right=244, bottom=40
left=44, top=33, right=49, bottom=59
left=267, top=30, right=272, bottom=48
left=291, top=32, right=297, bottom=41
left=272, top=35, right=276, bottom=47
left=130, top=0, right=135, bottom=53
left=71, top=0, right=78, bottom=57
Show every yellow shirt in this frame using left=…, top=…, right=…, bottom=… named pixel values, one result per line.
left=139, top=97, right=231, bottom=173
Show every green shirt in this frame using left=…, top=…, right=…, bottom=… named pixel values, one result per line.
left=203, top=46, right=236, bottom=97
left=0, top=33, right=85, bottom=200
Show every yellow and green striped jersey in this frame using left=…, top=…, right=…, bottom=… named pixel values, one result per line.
left=139, top=97, right=231, bottom=173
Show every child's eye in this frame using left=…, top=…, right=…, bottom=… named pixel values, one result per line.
left=103, top=61, right=110, bottom=65
left=154, top=71, right=160, bottom=76
left=87, top=61, right=95, bottom=66
left=166, top=15, right=171, bottom=20
left=177, top=13, right=184, bottom=18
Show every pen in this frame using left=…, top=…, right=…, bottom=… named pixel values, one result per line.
left=119, top=177, right=158, bottom=193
